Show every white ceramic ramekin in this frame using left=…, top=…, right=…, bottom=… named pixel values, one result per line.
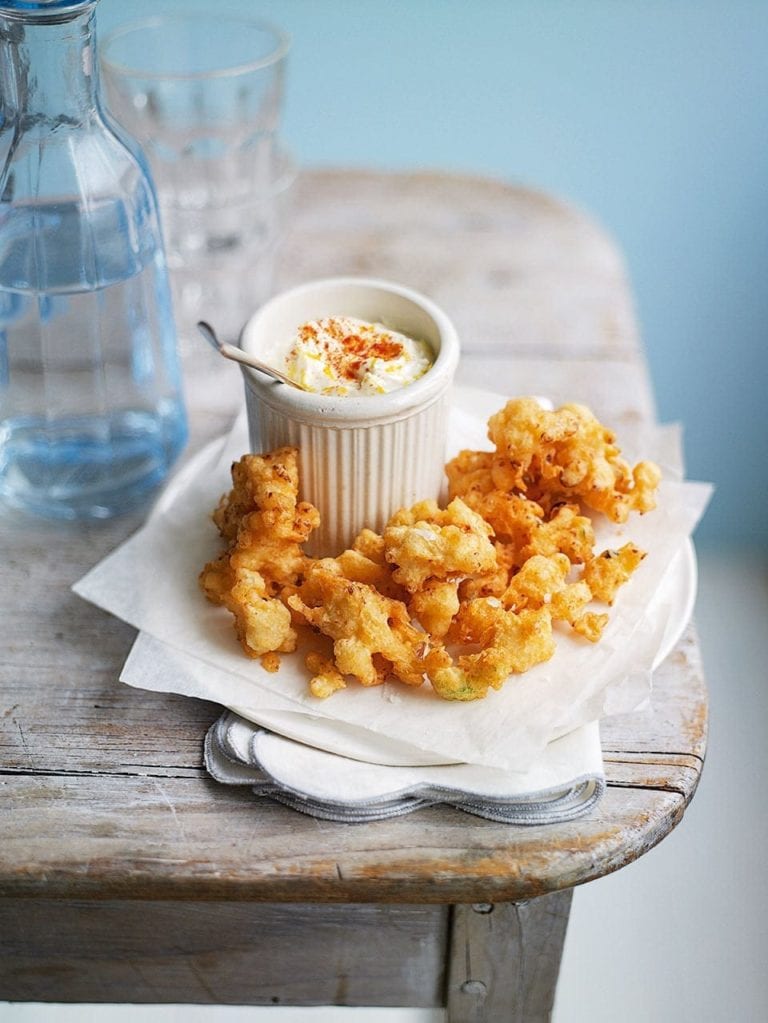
left=239, top=277, right=460, bottom=555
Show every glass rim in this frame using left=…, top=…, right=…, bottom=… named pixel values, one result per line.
left=100, top=14, right=290, bottom=82
left=0, top=0, right=97, bottom=23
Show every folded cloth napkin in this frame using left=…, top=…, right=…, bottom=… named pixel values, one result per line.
left=204, top=710, right=606, bottom=824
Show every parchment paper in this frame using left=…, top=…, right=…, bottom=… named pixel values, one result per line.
left=74, top=389, right=712, bottom=771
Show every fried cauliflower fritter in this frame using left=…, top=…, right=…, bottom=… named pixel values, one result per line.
left=383, top=497, right=496, bottom=592
left=432, top=600, right=555, bottom=701
left=458, top=540, right=518, bottom=601
left=288, top=562, right=448, bottom=689
left=199, top=448, right=320, bottom=657
left=334, top=532, right=405, bottom=601
left=214, top=447, right=304, bottom=541
left=199, top=396, right=659, bottom=701
left=455, top=489, right=545, bottom=554
left=502, top=553, right=609, bottom=642
left=409, top=579, right=461, bottom=639
left=305, top=650, right=347, bottom=699
left=449, top=488, right=596, bottom=571
left=226, top=566, right=297, bottom=659
left=199, top=550, right=235, bottom=605
left=518, top=504, right=595, bottom=566
left=583, top=543, right=647, bottom=605
left=486, top=398, right=661, bottom=523
left=203, top=448, right=319, bottom=596
left=444, top=449, right=495, bottom=500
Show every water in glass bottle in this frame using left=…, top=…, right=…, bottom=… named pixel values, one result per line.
left=0, top=0, right=187, bottom=520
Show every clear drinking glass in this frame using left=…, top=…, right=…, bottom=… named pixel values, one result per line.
left=100, top=15, right=294, bottom=348
left=0, top=0, right=187, bottom=521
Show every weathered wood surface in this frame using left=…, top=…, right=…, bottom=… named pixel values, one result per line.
left=0, top=170, right=707, bottom=914
left=0, top=900, right=447, bottom=1006
left=446, top=894, right=573, bottom=1023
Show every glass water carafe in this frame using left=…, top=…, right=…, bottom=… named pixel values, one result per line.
left=0, top=0, right=187, bottom=520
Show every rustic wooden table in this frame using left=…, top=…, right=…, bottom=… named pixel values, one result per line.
left=0, top=170, right=708, bottom=1022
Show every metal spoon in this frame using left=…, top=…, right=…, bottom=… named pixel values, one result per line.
left=196, top=320, right=308, bottom=391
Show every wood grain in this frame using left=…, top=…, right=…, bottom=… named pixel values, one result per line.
left=278, top=171, right=642, bottom=362
left=0, top=777, right=688, bottom=904
left=0, top=900, right=447, bottom=1006
left=446, top=894, right=573, bottom=1022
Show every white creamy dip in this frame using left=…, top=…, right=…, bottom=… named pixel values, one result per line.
left=283, top=316, right=434, bottom=395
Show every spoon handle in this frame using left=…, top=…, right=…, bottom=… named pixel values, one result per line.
left=196, top=321, right=307, bottom=390
left=197, top=320, right=225, bottom=353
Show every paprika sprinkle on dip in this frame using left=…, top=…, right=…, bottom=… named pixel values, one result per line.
left=284, top=316, right=434, bottom=395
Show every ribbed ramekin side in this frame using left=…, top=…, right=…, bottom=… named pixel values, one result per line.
left=248, top=392, right=450, bottom=556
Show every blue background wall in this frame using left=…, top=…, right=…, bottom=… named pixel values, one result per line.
left=100, top=0, right=768, bottom=550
